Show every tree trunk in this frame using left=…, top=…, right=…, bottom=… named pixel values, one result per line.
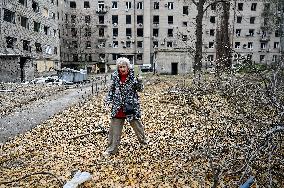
left=215, top=1, right=231, bottom=72
left=194, top=0, right=205, bottom=74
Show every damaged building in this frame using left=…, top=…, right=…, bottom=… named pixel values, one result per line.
left=0, top=0, right=60, bottom=82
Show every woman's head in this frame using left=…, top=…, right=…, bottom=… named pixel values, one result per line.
left=116, top=57, right=131, bottom=75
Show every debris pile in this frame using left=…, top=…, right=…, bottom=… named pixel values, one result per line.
left=0, top=75, right=283, bottom=187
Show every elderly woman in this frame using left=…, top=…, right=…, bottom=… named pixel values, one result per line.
left=104, top=57, right=147, bottom=156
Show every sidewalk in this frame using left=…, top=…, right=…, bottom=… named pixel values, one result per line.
left=0, top=78, right=109, bottom=144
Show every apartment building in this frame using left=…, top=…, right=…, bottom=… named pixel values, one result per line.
left=0, top=0, right=60, bottom=82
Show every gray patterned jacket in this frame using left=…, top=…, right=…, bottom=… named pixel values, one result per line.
left=105, top=69, right=144, bottom=122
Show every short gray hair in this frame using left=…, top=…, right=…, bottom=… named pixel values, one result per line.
left=116, top=57, right=131, bottom=68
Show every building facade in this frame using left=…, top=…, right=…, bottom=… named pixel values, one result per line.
left=1, top=0, right=282, bottom=81
left=0, top=0, right=60, bottom=82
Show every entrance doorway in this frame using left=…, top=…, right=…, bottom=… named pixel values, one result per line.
left=19, top=57, right=27, bottom=82
left=171, top=62, right=178, bottom=75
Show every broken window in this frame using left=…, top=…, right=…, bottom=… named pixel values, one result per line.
left=235, top=42, right=240, bottom=49
left=168, top=2, right=173, bottom=10
left=260, top=55, right=265, bottom=62
left=113, top=41, right=118, bottom=48
left=236, top=29, right=241, bottom=36
left=182, top=22, right=187, bottom=27
left=153, top=15, right=159, bottom=24
left=19, top=0, right=27, bottom=6
left=112, top=53, right=119, bottom=60
left=23, top=40, right=31, bottom=51
left=85, top=27, right=91, bottom=37
left=126, top=28, right=132, bottom=37
left=168, top=29, right=173, bottom=37
left=168, top=16, right=173, bottom=24
left=112, top=1, right=118, bottom=9
left=182, top=35, right=187, bottom=41
left=251, top=3, right=257, bottom=11
left=70, top=1, right=76, bottom=8
left=21, top=16, right=29, bottom=29
left=210, top=16, right=215, bottom=23
left=85, top=15, right=91, bottom=23
left=137, top=15, right=143, bottom=24
left=35, top=43, right=42, bottom=52
left=249, top=29, right=254, bottom=36
left=210, top=29, right=215, bottom=36
left=153, top=29, right=159, bottom=37
left=84, top=1, right=90, bottom=8
left=137, top=2, right=143, bottom=9
left=112, top=15, right=118, bottom=24
left=98, top=1, right=105, bottom=9
left=34, top=21, right=40, bottom=32
left=137, top=41, right=143, bottom=48
left=86, top=41, right=91, bottom=48
left=44, top=26, right=49, bottom=35
left=137, top=28, right=143, bottom=37
left=6, top=37, right=16, bottom=49
left=153, top=41, right=158, bottom=48
left=154, top=2, right=159, bottom=9
left=99, top=16, right=104, bottom=24
left=32, top=1, right=39, bottom=12
left=99, top=28, right=104, bottom=37
left=126, top=15, right=131, bottom=24
left=209, top=42, right=214, bottom=48
left=183, top=6, right=188, bottom=15
left=113, top=28, right=118, bottom=36
left=3, top=9, right=15, bottom=23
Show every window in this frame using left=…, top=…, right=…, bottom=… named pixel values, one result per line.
left=153, top=29, right=159, bottom=37
left=274, top=42, right=279, bottom=48
left=3, top=9, right=15, bottom=23
left=99, top=28, right=104, bottom=37
left=126, top=41, right=131, bottom=48
left=137, top=41, right=143, bottom=48
left=251, top=3, right=257, bottom=11
left=182, top=35, right=187, bottom=41
left=86, top=41, right=91, bottom=48
left=21, top=16, right=29, bottom=29
left=6, top=37, right=16, bottom=49
left=112, top=1, right=118, bottom=9
left=207, top=55, right=214, bottom=61
left=248, top=29, right=254, bottom=36
left=35, top=43, right=42, bottom=52
left=85, top=27, right=91, bottom=37
left=84, top=1, right=90, bottom=8
left=34, top=21, right=40, bottom=32
left=44, top=26, right=49, bottom=35
left=238, top=3, right=243, bottom=11
left=183, top=6, right=188, bottom=15
left=137, top=15, right=143, bottom=24
left=99, top=16, right=104, bottom=24
left=113, top=41, right=118, bottom=48
left=137, top=54, right=143, bottom=60
left=167, top=42, right=173, bottom=47
left=153, top=16, right=159, bottom=24
left=86, top=54, right=92, bottom=62
left=235, top=42, right=240, bottom=49
left=272, top=55, right=278, bottom=62
left=71, top=28, right=77, bottom=37
left=236, top=29, right=241, bottom=36
left=98, top=1, right=105, bottom=9
left=182, top=22, right=187, bottom=27
left=168, top=2, right=173, bottom=10
left=250, top=17, right=255, bottom=24
left=72, top=41, right=78, bottom=48
left=70, top=1, right=76, bottom=8
left=237, top=16, right=242, bottom=23
left=126, top=1, right=131, bottom=9
left=264, top=3, right=270, bottom=11
left=71, top=15, right=76, bottom=23
left=113, top=28, right=118, bottom=36
left=85, top=15, right=91, bottom=23
left=168, top=29, right=173, bottom=37
left=53, top=29, right=57, bottom=37
left=260, top=55, right=265, bottom=62
left=137, top=2, right=143, bottom=9
left=210, top=29, right=215, bottom=36
left=112, top=54, right=119, bottom=60
left=126, top=28, right=132, bottom=37
left=73, top=54, right=78, bottom=62
left=32, top=1, right=39, bottom=12
left=153, top=41, right=158, bottom=48
left=154, top=2, right=159, bottom=9
left=261, top=42, right=266, bottom=49
left=168, top=16, right=173, bottom=24
left=126, top=15, right=131, bottom=24
left=209, top=42, right=214, bottom=48
left=275, top=30, right=280, bottom=37
left=248, top=42, right=253, bottom=49
left=210, top=16, right=215, bottom=23
left=211, top=3, right=216, bottom=10
left=112, top=15, right=118, bottom=24
left=19, top=0, right=27, bottom=6
left=23, top=40, right=30, bottom=51
left=137, top=28, right=143, bottom=37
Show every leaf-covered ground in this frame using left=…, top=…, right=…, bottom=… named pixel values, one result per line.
left=0, top=75, right=283, bottom=187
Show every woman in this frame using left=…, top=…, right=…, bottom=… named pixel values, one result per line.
left=104, top=57, right=147, bottom=156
